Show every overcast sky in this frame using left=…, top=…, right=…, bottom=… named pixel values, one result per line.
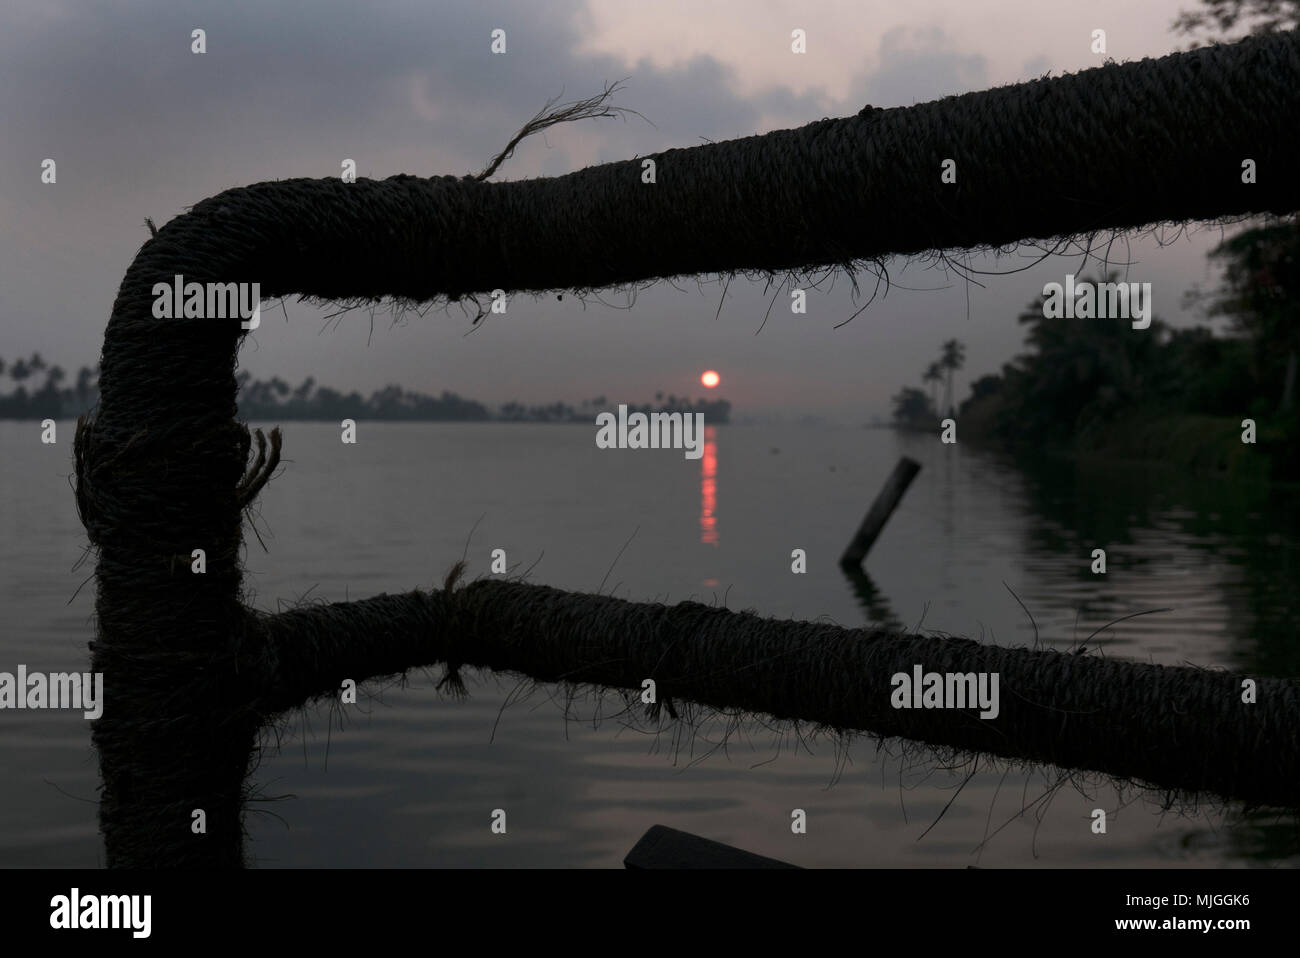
left=0, top=0, right=1236, bottom=422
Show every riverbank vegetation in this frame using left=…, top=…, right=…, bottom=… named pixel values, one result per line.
left=891, top=218, right=1300, bottom=481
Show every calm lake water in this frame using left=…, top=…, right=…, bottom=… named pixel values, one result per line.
left=2, top=419, right=1297, bottom=867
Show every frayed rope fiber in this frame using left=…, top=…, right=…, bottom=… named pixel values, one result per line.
left=75, top=29, right=1300, bottom=867
left=251, top=581, right=1300, bottom=812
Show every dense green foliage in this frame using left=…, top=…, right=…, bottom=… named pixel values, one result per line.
left=953, top=274, right=1263, bottom=444
left=894, top=226, right=1300, bottom=480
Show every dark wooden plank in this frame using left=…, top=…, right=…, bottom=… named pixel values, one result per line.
left=624, top=825, right=800, bottom=869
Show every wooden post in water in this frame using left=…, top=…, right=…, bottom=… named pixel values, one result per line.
left=839, top=456, right=921, bottom=569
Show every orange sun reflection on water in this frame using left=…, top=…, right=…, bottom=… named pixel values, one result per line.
left=700, top=425, right=717, bottom=546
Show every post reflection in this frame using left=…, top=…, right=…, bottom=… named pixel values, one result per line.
left=700, top=425, right=718, bottom=545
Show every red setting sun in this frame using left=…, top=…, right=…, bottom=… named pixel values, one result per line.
left=701, top=370, right=720, bottom=388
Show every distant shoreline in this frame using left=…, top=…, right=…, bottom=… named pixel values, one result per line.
left=0, top=357, right=732, bottom=425
left=0, top=411, right=734, bottom=424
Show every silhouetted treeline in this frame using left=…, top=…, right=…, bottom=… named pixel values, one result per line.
left=920, top=223, right=1300, bottom=478
left=887, top=223, right=1300, bottom=478
left=952, top=286, right=1258, bottom=442
left=497, top=393, right=731, bottom=423
left=0, top=360, right=730, bottom=424
left=236, top=373, right=492, bottom=421
left=891, top=287, right=1268, bottom=438
left=0, top=355, right=97, bottom=419
left=237, top=377, right=730, bottom=423
left=958, top=275, right=1293, bottom=439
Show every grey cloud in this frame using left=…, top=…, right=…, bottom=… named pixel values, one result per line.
left=850, top=26, right=988, bottom=107
left=0, top=1, right=1221, bottom=423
